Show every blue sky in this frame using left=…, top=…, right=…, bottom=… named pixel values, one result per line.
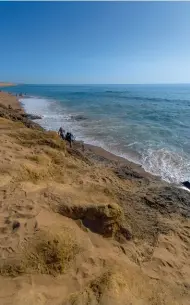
left=0, top=2, right=190, bottom=84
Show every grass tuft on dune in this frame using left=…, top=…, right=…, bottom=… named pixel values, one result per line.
left=0, top=228, right=80, bottom=276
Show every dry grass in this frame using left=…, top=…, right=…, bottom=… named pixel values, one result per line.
left=24, top=229, right=80, bottom=275
left=0, top=117, right=24, bottom=128
left=0, top=229, right=80, bottom=276
left=67, top=270, right=127, bottom=305
left=12, top=129, right=66, bottom=151
left=27, top=153, right=51, bottom=165
left=0, top=258, right=25, bottom=277
left=18, top=163, right=50, bottom=183
left=43, top=147, right=66, bottom=165
left=17, top=154, right=70, bottom=184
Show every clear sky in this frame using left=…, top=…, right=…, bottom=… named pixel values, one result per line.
left=0, top=1, right=190, bottom=84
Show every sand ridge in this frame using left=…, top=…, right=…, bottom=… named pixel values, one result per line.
left=0, top=91, right=189, bottom=305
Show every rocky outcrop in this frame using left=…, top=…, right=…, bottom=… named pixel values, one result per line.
left=114, top=165, right=146, bottom=180
left=0, top=103, right=43, bottom=130
left=182, top=181, right=190, bottom=190
left=58, top=202, right=132, bottom=241
left=143, top=185, right=190, bottom=217
left=71, top=114, right=88, bottom=121
left=23, top=113, right=42, bottom=120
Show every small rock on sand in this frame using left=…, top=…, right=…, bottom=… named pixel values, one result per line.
left=12, top=220, right=20, bottom=231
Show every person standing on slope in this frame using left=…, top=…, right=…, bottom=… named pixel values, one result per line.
left=58, top=126, right=65, bottom=140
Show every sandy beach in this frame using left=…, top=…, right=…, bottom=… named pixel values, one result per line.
left=0, top=90, right=189, bottom=305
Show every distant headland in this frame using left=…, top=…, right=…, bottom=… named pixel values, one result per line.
left=0, top=82, right=16, bottom=87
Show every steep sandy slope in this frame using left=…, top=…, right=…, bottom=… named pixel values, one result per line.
left=0, top=93, right=189, bottom=305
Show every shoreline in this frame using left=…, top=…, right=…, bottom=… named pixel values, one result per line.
left=18, top=94, right=160, bottom=181
left=83, top=143, right=156, bottom=180
left=1, top=90, right=186, bottom=188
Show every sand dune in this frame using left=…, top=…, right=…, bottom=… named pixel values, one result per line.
left=0, top=92, right=189, bottom=305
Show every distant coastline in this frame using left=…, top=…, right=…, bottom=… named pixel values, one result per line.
left=0, top=82, right=16, bottom=87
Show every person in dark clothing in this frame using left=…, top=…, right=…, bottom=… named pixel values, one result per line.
left=65, top=132, right=75, bottom=148
left=58, top=127, right=65, bottom=140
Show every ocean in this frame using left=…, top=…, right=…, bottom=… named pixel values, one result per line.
left=6, top=84, right=190, bottom=184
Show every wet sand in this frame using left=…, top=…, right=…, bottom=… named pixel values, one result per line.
left=84, top=143, right=156, bottom=180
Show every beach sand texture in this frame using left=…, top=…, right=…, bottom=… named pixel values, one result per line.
left=0, top=91, right=189, bottom=305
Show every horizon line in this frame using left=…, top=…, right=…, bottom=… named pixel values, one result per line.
left=5, top=82, right=190, bottom=86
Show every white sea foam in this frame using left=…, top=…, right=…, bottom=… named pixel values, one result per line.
left=20, top=96, right=91, bottom=140
left=141, top=147, right=190, bottom=183
left=181, top=186, right=190, bottom=193
left=20, top=97, right=50, bottom=116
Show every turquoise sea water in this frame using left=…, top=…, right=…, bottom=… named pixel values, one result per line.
left=5, top=84, right=190, bottom=183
